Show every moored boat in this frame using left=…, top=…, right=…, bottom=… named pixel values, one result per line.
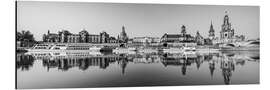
left=162, top=46, right=196, bottom=53
left=137, top=48, right=158, bottom=53
left=27, top=43, right=103, bottom=52
left=163, top=47, right=184, bottom=53
left=183, top=46, right=196, bottom=51
left=112, top=47, right=137, bottom=54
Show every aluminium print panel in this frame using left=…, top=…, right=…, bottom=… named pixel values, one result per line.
left=16, top=1, right=259, bottom=89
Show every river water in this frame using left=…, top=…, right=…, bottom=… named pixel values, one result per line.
left=16, top=50, right=259, bottom=89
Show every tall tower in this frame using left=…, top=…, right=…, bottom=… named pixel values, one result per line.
left=220, top=11, right=235, bottom=43
left=121, top=26, right=127, bottom=37
left=119, top=26, right=128, bottom=43
left=195, top=31, right=204, bottom=45
left=209, top=21, right=215, bottom=40
left=181, top=25, right=186, bottom=35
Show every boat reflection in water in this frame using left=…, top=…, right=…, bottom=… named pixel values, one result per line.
left=16, top=50, right=259, bottom=89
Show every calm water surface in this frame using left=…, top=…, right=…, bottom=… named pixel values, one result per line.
left=16, top=51, right=259, bottom=89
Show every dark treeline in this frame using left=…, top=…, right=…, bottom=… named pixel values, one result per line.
left=16, top=30, right=36, bottom=47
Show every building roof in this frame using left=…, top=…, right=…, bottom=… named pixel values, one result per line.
left=162, top=34, right=193, bottom=38
left=88, top=34, right=100, bottom=36
left=133, top=37, right=160, bottom=39
left=79, top=30, right=89, bottom=35
left=47, top=33, right=59, bottom=38
left=109, top=37, right=116, bottom=40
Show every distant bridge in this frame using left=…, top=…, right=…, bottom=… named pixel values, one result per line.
left=223, top=40, right=260, bottom=47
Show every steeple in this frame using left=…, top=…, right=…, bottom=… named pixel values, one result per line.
left=210, top=21, right=213, bottom=28
left=196, top=31, right=203, bottom=39
left=121, top=26, right=127, bottom=36
left=196, top=31, right=200, bottom=36
left=209, top=21, right=215, bottom=39
left=181, top=25, right=186, bottom=35
left=122, top=26, right=125, bottom=32
left=209, top=21, right=215, bottom=33
left=224, top=11, right=230, bottom=25
left=220, top=11, right=234, bottom=40
left=119, top=26, right=128, bottom=43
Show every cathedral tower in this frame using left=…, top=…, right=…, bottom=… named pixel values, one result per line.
left=209, top=21, right=215, bottom=40
left=181, top=25, right=186, bottom=35
left=119, top=26, right=128, bottom=43
left=220, top=11, right=235, bottom=43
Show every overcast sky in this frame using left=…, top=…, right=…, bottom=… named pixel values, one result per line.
left=17, top=1, right=259, bottom=41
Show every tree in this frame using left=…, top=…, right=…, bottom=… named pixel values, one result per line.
left=17, top=30, right=36, bottom=47
left=16, top=32, right=22, bottom=41
left=17, top=30, right=35, bottom=42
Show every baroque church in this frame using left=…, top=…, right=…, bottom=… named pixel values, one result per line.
left=207, top=12, right=245, bottom=45
left=219, top=11, right=245, bottom=44
left=220, top=12, right=235, bottom=43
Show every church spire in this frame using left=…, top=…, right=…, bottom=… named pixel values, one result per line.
left=181, top=25, right=186, bottom=35
left=210, top=21, right=213, bottom=29
left=122, top=26, right=125, bottom=32
left=209, top=21, right=214, bottom=33
left=209, top=21, right=215, bottom=39
left=119, top=25, right=128, bottom=43
left=224, top=11, right=230, bottom=25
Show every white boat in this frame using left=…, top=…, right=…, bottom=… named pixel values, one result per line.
left=27, top=43, right=103, bottom=52
left=137, top=48, right=158, bottom=53
left=163, top=47, right=184, bottom=53
left=196, top=48, right=220, bottom=54
left=25, top=51, right=103, bottom=60
left=112, top=47, right=137, bottom=54
left=183, top=47, right=196, bottom=51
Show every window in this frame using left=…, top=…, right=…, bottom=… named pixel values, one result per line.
left=54, top=47, right=60, bottom=49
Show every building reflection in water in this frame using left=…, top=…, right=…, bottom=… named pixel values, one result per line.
left=16, top=53, right=35, bottom=71
left=118, top=56, right=128, bottom=75
left=16, top=51, right=259, bottom=85
left=42, top=55, right=120, bottom=71
left=209, top=60, right=215, bottom=78
left=220, top=54, right=235, bottom=85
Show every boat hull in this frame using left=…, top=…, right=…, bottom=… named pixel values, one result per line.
left=26, top=49, right=101, bottom=52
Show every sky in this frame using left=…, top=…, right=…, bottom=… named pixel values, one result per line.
left=17, top=1, right=259, bottom=41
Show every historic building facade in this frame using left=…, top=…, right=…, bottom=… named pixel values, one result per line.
left=100, top=31, right=110, bottom=43
left=132, top=37, right=160, bottom=43
left=108, top=37, right=118, bottom=43
left=59, top=30, right=72, bottom=43
left=161, top=25, right=195, bottom=43
left=42, top=30, right=60, bottom=42
left=79, top=29, right=89, bottom=43
left=195, top=31, right=204, bottom=45
left=160, top=25, right=196, bottom=47
left=43, top=29, right=115, bottom=43
left=67, top=34, right=80, bottom=43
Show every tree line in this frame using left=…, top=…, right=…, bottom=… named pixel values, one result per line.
left=16, top=30, right=36, bottom=47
